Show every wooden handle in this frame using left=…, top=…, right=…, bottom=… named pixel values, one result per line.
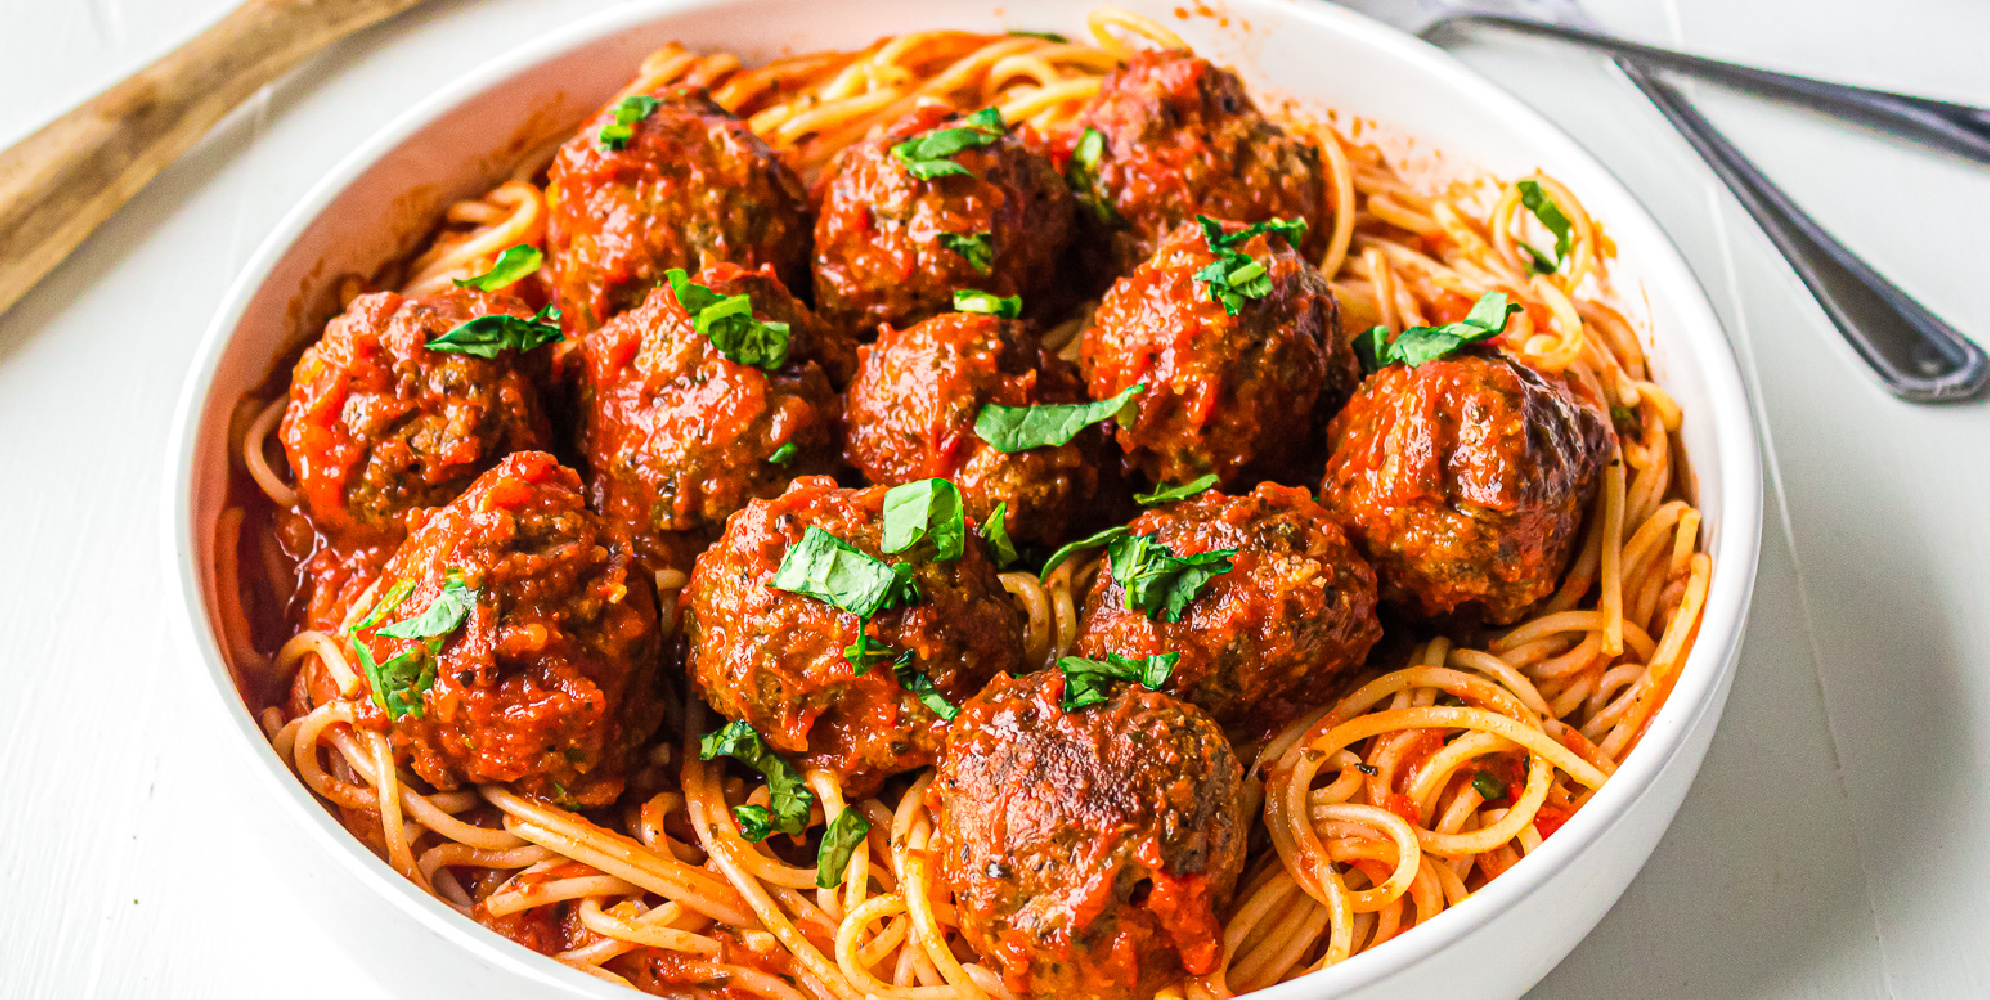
left=0, top=0, right=427, bottom=316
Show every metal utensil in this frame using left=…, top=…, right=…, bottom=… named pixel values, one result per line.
left=1352, top=0, right=1990, bottom=401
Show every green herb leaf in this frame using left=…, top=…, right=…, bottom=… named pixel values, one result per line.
left=882, top=479, right=966, bottom=561
left=351, top=638, right=435, bottom=721
left=699, top=721, right=815, bottom=840
left=979, top=502, right=1018, bottom=569
left=1106, top=532, right=1236, bottom=623
left=893, top=653, right=958, bottom=721
left=891, top=107, right=1006, bottom=180
left=452, top=245, right=543, bottom=291
left=1133, top=474, right=1219, bottom=506
left=377, top=570, right=477, bottom=640
left=1472, top=770, right=1509, bottom=802
left=939, top=232, right=994, bottom=274
left=664, top=269, right=791, bottom=370
left=768, top=441, right=799, bottom=466
left=1192, top=215, right=1309, bottom=316
left=1515, top=179, right=1574, bottom=275
left=349, top=578, right=415, bottom=633
left=1357, top=291, right=1523, bottom=373
left=598, top=95, right=662, bottom=151
left=1068, top=127, right=1115, bottom=225
left=1056, top=651, right=1180, bottom=711
left=816, top=806, right=873, bottom=889
left=843, top=628, right=898, bottom=676
left=952, top=288, right=1022, bottom=319
left=1005, top=28, right=1069, bottom=42
left=974, top=382, right=1142, bottom=454
left=733, top=804, right=777, bottom=841
left=426, top=304, right=562, bottom=358
left=1041, top=525, right=1130, bottom=576
left=771, top=527, right=917, bottom=619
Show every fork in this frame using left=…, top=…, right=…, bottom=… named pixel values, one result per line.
left=1352, top=0, right=1989, bottom=402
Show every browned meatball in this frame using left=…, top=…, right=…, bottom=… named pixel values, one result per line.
left=1321, top=352, right=1614, bottom=623
left=813, top=105, right=1074, bottom=337
left=1081, top=219, right=1358, bottom=489
left=548, top=88, right=812, bottom=334
left=843, top=311, right=1100, bottom=545
left=280, top=288, right=552, bottom=546
left=578, top=263, right=845, bottom=574
left=1066, top=51, right=1329, bottom=277
left=683, top=477, right=1025, bottom=794
left=346, top=452, right=661, bottom=806
left=934, top=669, right=1245, bottom=1000
left=1073, top=483, right=1380, bottom=730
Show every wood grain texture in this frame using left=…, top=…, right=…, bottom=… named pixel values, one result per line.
left=0, top=0, right=425, bottom=316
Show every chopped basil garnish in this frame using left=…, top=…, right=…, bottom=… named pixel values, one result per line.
left=882, top=479, right=966, bottom=561
left=1006, top=28, right=1069, bottom=42
left=769, top=441, right=799, bottom=466
left=1192, top=215, right=1308, bottom=316
left=894, top=655, right=959, bottom=721
left=940, top=232, right=994, bottom=274
left=1515, top=180, right=1574, bottom=275
left=1041, top=524, right=1130, bottom=577
left=1107, top=532, right=1235, bottom=623
left=953, top=288, right=1022, bottom=318
left=1355, top=291, right=1522, bottom=373
left=598, top=95, right=662, bottom=151
left=974, top=382, right=1142, bottom=454
left=664, top=268, right=791, bottom=371
left=1057, top=651, right=1179, bottom=711
left=452, top=245, right=542, bottom=292
left=979, top=502, right=1018, bottom=569
left=1134, top=474, right=1219, bottom=506
left=351, top=638, right=435, bottom=721
left=426, top=304, right=561, bottom=358
left=349, top=578, right=414, bottom=633
left=843, top=632, right=900, bottom=676
left=1068, top=127, right=1115, bottom=224
left=1472, top=770, right=1508, bottom=802
left=891, top=107, right=1006, bottom=180
left=376, top=570, right=477, bottom=640
left=699, top=721, right=814, bottom=841
left=772, top=527, right=915, bottom=619
left=815, top=807, right=873, bottom=889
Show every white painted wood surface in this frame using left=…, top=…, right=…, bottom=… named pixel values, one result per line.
left=2, top=0, right=1985, bottom=996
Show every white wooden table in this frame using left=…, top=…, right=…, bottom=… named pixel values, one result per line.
left=3, top=1, right=1985, bottom=996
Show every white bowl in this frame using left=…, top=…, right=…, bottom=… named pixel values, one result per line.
left=163, top=1, right=1763, bottom=996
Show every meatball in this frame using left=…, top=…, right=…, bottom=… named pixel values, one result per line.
left=346, top=452, right=661, bottom=806
left=813, top=104, right=1074, bottom=337
left=684, top=477, right=1025, bottom=794
left=1081, top=219, right=1358, bottom=488
left=843, top=311, right=1100, bottom=545
left=1068, top=51, right=1329, bottom=276
left=1073, top=483, right=1380, bottom=729
left=1320, top=352, right=1614, bottom=624
left=578, top=263, right=844, bottom=573
left=547, top=87, right=812, bottom=334
left=280, top=288, right=553, bottom=545
left=934, top=669, right=1245, bottom=1000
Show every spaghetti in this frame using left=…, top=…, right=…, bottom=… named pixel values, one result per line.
left=215, top=8, right=1711, bottom=998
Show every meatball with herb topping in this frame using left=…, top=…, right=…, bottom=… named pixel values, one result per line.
left=934, top=667, right=1245, bottom=1000
left=1072, top=482, right=1381, bottom=731
left=683, top=477, right=1025, bottom=795
left=577, top=262, right=845, bottom=573
left=1320, top=351, right=1613, bottom=624
left=548, top=87, right=812, bottom=335
left=843, top=310, right=1102, bottom=545
left=1065, top=50, right=1330, bottom=277
left=344, top=451, right=662, bottom=807
left=813, top=104, right=1074, bottom=338
left=280, top=287, right=553, bottom=547
left=1081, top=218, right=1358, bottom=490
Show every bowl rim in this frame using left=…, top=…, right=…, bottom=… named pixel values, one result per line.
left=161, top=0, right=1764, bottom=995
